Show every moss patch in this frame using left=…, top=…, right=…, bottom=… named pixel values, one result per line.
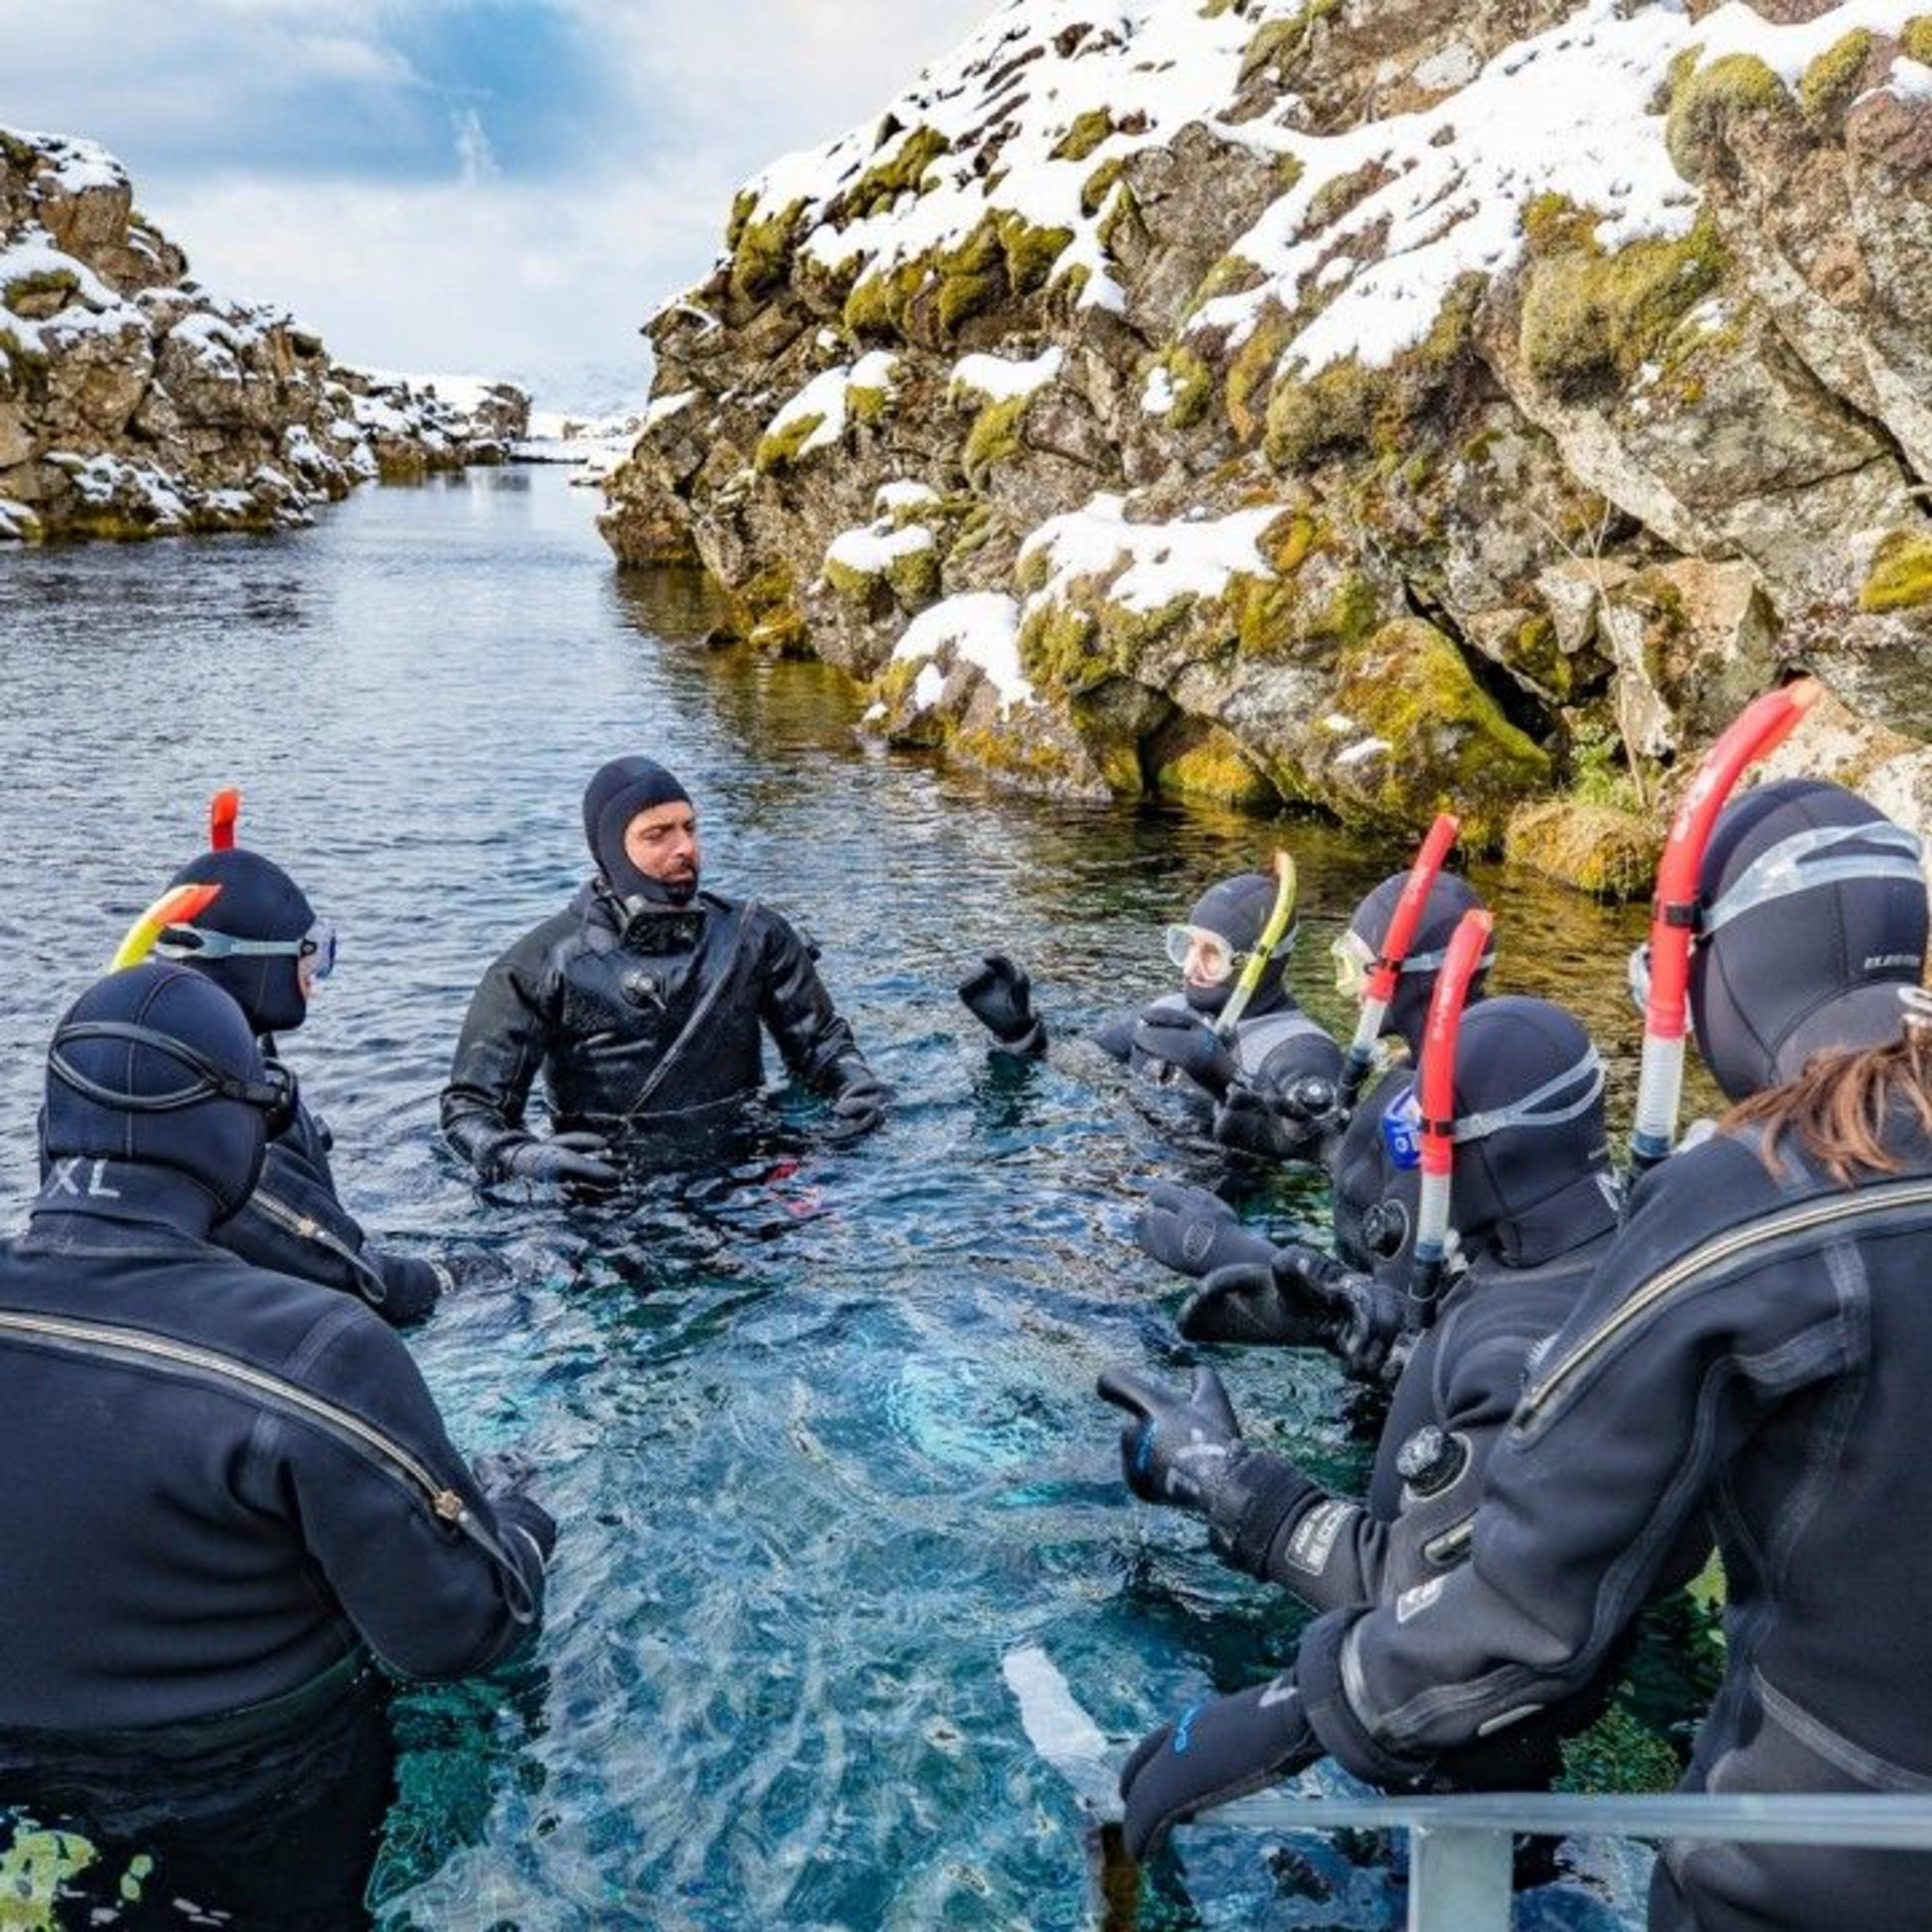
left=998, top=214, right=1074, bottom=297
left=753, top=410, right=829, bottom=474
left=1799, top=28, right=1874, bottom=123
left=729, top=198, right=807, bottom=305
left=1225, top=307, right=1293, bottom=443
left=1330, top=619, right=1551, bottom=844
left=1521, top=192, right=1601, bottom=259
left=835, top=127, right=949, bottom=222
left=1150, top=725, right=1277, bottom=807
left=1859, top=529, right=1932, bottom=613
left=1241, top=0, right=1342, bottom=85
left=1265, top=355, right=1379, bottom=470
left=1080, top=155, right=1127, bottom=218
left=1520, top=218, right=1729, bottom=396
left=847, top=381, right=894, bottom=427
left=732, top=561, right=812, bottom=656
left=1051, top=108, right=1115, bottom=163
left=1504, top=798, right=1657, bottom=899
left=1665, top=53, right=1791, bottom=179
left=3, top=268, right=79, bottom=319
left=1904, top=17, right=1932, bottom=64
left=962, top=392, right=1033, bottom=487
left=1148, top=344, right=1214, bottom=429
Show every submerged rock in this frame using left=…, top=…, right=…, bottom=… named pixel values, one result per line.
left=0, top=127, right=528, bottom=542
left=602, top=0, right=1932, bottom=886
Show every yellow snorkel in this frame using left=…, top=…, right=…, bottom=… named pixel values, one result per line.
left=1212, top=850, right=1297, bottom=1039
left=111, top=882, right=223, bottom=971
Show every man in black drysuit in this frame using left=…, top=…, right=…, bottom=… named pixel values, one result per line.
left=1133, top=872, right=1493, bottom=1381
left=150, top=840, right=449, bottom=1324
left=442, top=755, right=886, bottom=1188
left=957, top=870, right=1342, bottom=1159
left=0, top=961, right=555, bottom=1928
left=1117, top=779, right=1932, bottom=1932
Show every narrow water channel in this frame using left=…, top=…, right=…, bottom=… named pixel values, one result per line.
left=0, top=468, right=1662, bottom=1928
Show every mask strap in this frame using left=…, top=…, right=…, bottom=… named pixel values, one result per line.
left=1702, top=823, right=1925, bottom=941
left=50, top=1021, right=284, bottom=1114
left=1453, top=1049, right=1605, bottom=1145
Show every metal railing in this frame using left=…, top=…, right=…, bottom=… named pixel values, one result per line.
left=1205, top=1790, right=1932, bottom=1931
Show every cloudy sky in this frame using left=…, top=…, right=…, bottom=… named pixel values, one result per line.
left=1, top=0, right=988, bottom=411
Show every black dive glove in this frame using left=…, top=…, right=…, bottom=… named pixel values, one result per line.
left=1097, top=1364, right=1324, bottom=1578
left=1212, top=1074, right=1339, bottom=1162
left=825, top=1064, right=891, bottom=1143
left=373, top=1252, right=450, bottom=1327
left=1182, top=1245, right=1404, bottom=1379
left=1133, top=1181, right=1278, bottom=1280
left=472, top=1452, right=558, bottom=1567
left=1132, top=1013, right=1237, bottom=1098
left=1120, top=1673, right=1322, bottom=1861
left=484, top=1131, right=621, bottom=1192
left=957, top=953, right=1046, bottom=1055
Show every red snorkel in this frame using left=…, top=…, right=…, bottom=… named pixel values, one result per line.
left=1628, top=679, right=1821, bottom=1176
left=209, top=787, right=241, bottom=851
left=1337, top=813, right=1460, bottom=1111
left=1404, top=908, right=1492, bottom=1332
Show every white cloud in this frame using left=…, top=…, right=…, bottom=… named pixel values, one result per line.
left=2, top=0, right=995, bottom=405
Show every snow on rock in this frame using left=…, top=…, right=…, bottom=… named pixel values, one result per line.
left=1020, top=494, right=1280, bottom=614
left=950, top=346, right=1063, bottom=404
left=890, top=592, right=1033, bottom=713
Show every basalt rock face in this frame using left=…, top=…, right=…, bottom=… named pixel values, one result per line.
left=601, top=0, right=1932, bottom=883
left=0, top=128, right=528, bottom=542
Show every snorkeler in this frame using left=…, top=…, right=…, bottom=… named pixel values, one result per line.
left=130, top=796, right=452, bottom=1325
left=1133, top=857, right=1494, bottom=1341
left=442, top=755, right=887, bottom=1188
left=0, top=963, right=553, bottom=1925
left=957, top=865, right=1342, bottom=1157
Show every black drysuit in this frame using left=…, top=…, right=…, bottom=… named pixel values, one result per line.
left=1294, top=1116, right=1932, bottom=1928
left=0, top=1171, right=550, bottom=1735
left=441, top=881, right=868, bottom=1169
left=216, top=1082, right=446, bottom=1324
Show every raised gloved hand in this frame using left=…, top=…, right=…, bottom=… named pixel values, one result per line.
left=1132, top=1013, right=1238, bottom=1098
left=825, top=1067, right=891, bottom=1143
left=1134, top=1180, right=1278, bottom=1280
left=1120, top=1674, right=1322, bottom=1860
left=486, top=1131, right=621, bottom=1192
left=1212, top=1074, right=1339, bottom=1162
left=1096, top=1363, right=1249, bottom=1512
left=957, top=953, right=1045, bottom=1054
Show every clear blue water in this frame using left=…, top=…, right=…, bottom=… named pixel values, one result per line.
left=0, top=469, right=1665, bottom=1928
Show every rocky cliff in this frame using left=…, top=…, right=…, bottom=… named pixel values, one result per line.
left=600, top=0, right=1932, bottom=891
left=0, top=127, right=528, bottom=543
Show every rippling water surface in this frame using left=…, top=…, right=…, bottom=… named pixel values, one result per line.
left=0, top=470, right=1666, bottom=1929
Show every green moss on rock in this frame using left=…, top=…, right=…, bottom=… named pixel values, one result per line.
left=847, top=381, right=894, bottom=426
left=1504, top=799, right=1657, bottom=899
left=1052, top=109, right=1115, bottom=163
left=997, top=214, right=1074, bottom=297
left=1151, top=727, right=1277, bottom=807
left=724, top=189, right=758, bottom=254
left=732, top=562, right=812, bottom=656
left=1225, top=308, right=1292, bottom=443
left=842, top=258, right=926, bottom=339
left=1799, top=29, right=1874, bottom=122
left=1080, top=155, right=1127, bottom=218
left=730, top=199, right=808, bottom=305
left=1019, top=600, right=1104, bottom=694
left=1330, top=619, right=1551, bottom=843
left=1151, top=344, right=1215, bottom=429
left=753, top=410, right=828, bottom=474
left=837, top=127, right=949, bottom=221
left=962, top=392, right=1032, bottom=487
left=1665, top=53, right=1791, bottom=179
left=1265, top=355, right=1380, bottom=469
left=1859, top=529, right=1932, bottom=612
left=1241, top=0, right=1341, bottom=84
left=1520, top=218, right=1728, bottom=395
left=1521, top=192, right=1601, bottom=259
left=1904, top=18, right=1932, bottom=64
left=3, top=268, right=79, bottom=318
left=884, top=540, right=941, bottom=608
left=935, top=220, right=1010, bottom=336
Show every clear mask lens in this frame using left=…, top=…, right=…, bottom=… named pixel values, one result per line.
left=1165, top=924, right=1239, bottom=986
left=1332, top=930, right=1376, bottom=1000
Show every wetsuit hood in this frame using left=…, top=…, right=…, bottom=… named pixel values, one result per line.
left=157, top=847, right=315, bottom=1036
left=1442, top=996, right=1616, bottom=1266
left=584, top=755, right=696, bottom=908
left=1346, top=871, right=1491, bottom=1054
left=1181, top=871, right=1294, bottom=1017
left=40, top=963, right=271, bottom=1227
left=1691, top=779, right=1927, bottom=1102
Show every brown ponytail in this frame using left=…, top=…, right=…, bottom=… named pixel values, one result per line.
left=1722, top=1029, right=1932, bottom=1187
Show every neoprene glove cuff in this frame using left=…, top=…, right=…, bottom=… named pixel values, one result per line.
left=374, top=1252, right=446, bottom=1327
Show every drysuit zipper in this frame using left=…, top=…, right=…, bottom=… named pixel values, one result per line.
left=1515, top=1175, right=1932, bottom=1435
left=248, top=1187, right=390, bottom=1304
